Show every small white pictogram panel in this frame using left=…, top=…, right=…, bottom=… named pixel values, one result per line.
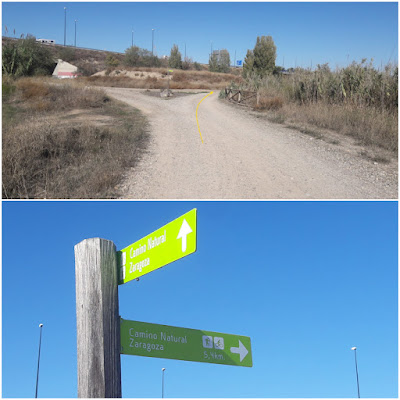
left=202, top=335, right=213, bottom=348
left=214, top=337, right=224, bottom=350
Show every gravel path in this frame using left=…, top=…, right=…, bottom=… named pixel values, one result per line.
left=103, top=87, right=397, bottom=199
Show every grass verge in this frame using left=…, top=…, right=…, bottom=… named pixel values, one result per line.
left=2, top=77, right=149, bottom=199
left=255, top=101, right=398, bottom=153
left=221, top=85, right=397, bottom=153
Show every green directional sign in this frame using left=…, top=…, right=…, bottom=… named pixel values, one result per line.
left=120, top=319, right=252, bottom=367
left=118, top=209, right=197, bottom=284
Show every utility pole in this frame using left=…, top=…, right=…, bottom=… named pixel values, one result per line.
left=64, top=7, right=67, bottom=46
left=351, top=347, right=361, bottom=398
left=75, top=238, right=121, bottom=398
left=161, top=368, right=166, bottom=398
left=152, top=29, right=155, bottom=56
left=35, top=324, right=44, bottom=398
left=74, top=20, right=77, bottom=47
left=132, top=30, right=134, bottom=47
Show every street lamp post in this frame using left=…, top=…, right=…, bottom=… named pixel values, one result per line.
left=161, top=368, right=166, bottom=398
left=74, top=20, right=77, bottom=47
left=351, top=347, right=361, bottom=398
left=35, top=324, right=44, bottom=398
left=64, top=7, right=67, bottom=46
left=132, top=30, right=134, bottom=47
left=152, top=29, right=155, bottom=56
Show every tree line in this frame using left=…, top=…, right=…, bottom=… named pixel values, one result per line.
left=2, top=34, right=278, bottom=77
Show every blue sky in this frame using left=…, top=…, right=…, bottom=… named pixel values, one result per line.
left=2, top=201, right=398, bottom=398
left=2, top=2, right=398, bottom=68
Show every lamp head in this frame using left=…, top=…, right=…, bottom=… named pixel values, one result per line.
left=162, top=368, right=166, bottom=371
left=351, top=347, right=357, bottom=350
left=39, top=323, right=43, bottom=327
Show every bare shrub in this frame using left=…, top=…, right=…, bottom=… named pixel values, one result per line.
left=171, top=72, right=188, bottom=82
left=144, top=76, right=158, bottom=88
left=255, top=95, right=284, bottom=111
left=78, top=62, right=101, bottom=76
left=16, top=78, right=50, bottom=99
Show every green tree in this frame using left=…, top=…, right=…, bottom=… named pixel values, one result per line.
left=124, top=46, right=140, bottom=66
left=209, top=53, right=219, bottom=72
left=209, top=49, right=230, bottom=73
left=105, top=54, right=120, bottom=67
left=253, top=36, right=276, bottom=77
left=273, top=65, right=285, bottom=75
left=243, top=36, right=276, bottom=78
left=2, top=36, right=55, bottom=77
left=139, top=50, right=161, bottom=68
left=193, top=62, right=202, bottom=71
left=124, top=46, right=161, bottom=67
left=218, top=49, right=231, bottom=73
left=169, top=44, right=182, bottom=69
left=243, top=49, right=254, bottom=78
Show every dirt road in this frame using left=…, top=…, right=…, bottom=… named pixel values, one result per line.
left=104, top=88, right=397, bottom=199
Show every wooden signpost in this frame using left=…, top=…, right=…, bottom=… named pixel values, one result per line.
left=74, top=210, right=251, bottom=398
left=75, top=238, right=122, bottom=398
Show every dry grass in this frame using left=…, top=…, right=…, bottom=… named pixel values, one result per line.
left=254, top=101, right=398, bottom=152
left=254, top=95, right=284, bottom=111
left=289, top=102, right=398, bottom=151
left=83, top=68, right=243, bottom=90
left=3, top=77, right=149, bottom=199
left=16, top=79, right=50, bottom=99
left=239, top=63, right=398, bottom=152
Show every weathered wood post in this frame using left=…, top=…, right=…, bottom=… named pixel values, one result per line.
left=256, top=91, right=260, bottom=106
left=75, top=238, right=122, bottom=398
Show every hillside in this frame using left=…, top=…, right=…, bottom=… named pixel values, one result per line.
left=2, top=37, right=125, bottom=75
left=1, top=37, right=215, bottom=76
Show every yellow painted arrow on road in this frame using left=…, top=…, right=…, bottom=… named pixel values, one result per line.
left=196, top=91, right=213, bottom=143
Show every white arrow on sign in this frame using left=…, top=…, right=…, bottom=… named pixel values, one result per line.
left=230, top=340, right=249, bottom=362
left=176, top=219, right=192, bottom=252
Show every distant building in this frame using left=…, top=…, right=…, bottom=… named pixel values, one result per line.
left=36, top=38, right=55, bottom=45
left=52, top=59, right=80, bottom=79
